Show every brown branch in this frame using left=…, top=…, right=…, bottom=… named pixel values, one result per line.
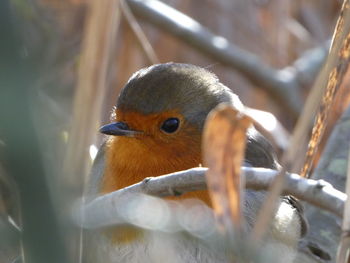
left=76, top=167, right=346, bottom=229
left=126, top=0, right=328, bottom=117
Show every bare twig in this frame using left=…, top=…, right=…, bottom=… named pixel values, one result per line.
left=75, top=167, right=346, bottom=229
left=126, top=0, right=328, bottom=117
left=120, top=0, right=159, bottom=64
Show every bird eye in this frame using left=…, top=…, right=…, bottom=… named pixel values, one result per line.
left=160, top=118, right=180, bottom=133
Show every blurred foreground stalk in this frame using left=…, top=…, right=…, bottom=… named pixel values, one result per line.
left=0, top=1, right=69, bottom=262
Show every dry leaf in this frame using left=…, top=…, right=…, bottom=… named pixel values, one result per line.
left=202, top=103, right=252, bottom=231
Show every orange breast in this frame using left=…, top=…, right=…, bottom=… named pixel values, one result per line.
left=100, top=110, right=211, bottom=205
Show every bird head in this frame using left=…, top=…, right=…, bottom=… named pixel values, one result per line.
left=99, top=63, right=275, bottom=193
left=101, top=62, right=242, bottom=136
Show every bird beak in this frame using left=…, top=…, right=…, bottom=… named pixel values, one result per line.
left=99, top=122, right=139, bottom=137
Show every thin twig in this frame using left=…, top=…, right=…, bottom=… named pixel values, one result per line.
left=75, top=167, right=346, bottom=229
left=120, top=0, right=159, bottom=64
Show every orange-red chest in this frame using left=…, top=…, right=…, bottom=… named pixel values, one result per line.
left=100, top=109, right=211, bottom=204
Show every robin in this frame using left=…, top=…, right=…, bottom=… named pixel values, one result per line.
left=84, top=63, right=306, bottom=263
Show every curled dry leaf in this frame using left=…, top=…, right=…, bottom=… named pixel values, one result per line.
left=202, top=103, right=252, bottom=231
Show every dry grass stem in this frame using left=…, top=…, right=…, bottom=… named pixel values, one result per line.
left=64, top=0, right=120, bottom=195
left=63, top=1, right=121, bottom=262
left=120, top=0, right=159, bottom=64
left=300, top=0, right=350, bottom=178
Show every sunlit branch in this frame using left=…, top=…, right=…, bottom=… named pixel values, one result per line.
left=76, top=167, right=346, bottom=229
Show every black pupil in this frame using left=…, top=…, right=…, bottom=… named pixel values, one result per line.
left=161, top=118, right=179, bottom=133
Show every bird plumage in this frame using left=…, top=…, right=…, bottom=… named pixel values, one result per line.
left=84, top=62, right=306, bottom=263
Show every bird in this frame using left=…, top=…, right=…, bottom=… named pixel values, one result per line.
left=84, top=62, right=306, bottom=263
